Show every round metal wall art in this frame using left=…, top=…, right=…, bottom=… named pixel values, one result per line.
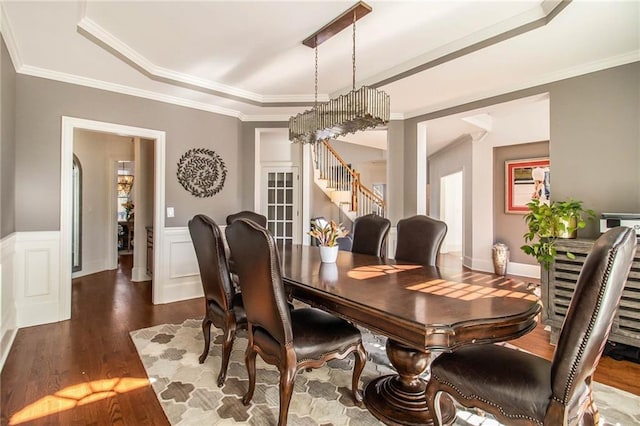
left=177, top=148, right=227, bottom=198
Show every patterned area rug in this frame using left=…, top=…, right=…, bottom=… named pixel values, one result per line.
left=130, top=319, right=640, bottom=425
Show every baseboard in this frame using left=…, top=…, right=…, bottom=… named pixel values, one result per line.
left=72, top=259, right=112, bottom=279
left=131, top=266, right=150, bottom=282
left=507, top=262, right=540, bottom=279
left=0, top=319, right=17, bottom=373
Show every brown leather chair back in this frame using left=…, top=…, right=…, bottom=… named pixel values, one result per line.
left=188, top=214, right=235, bottom=311
left=351, top=213, right=391, bottom=257
left=395, top=215, right=447, bottom=265
left=226, top=210, right=267, bottom=228
left=225, top=218, right=293, bottom=346
left=549, top=226, right=636, bottom=417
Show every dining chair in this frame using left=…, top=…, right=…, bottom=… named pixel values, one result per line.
left=225, top=210, right=267, bottom=227
left=395, top=215, right=447, bottom=265
left=351, top=213, right=391, bottom=257
left=225, top=218, right=367, bottom=426
left=425, top=226, right=637, bottom=426
left=188, top=214, right=247, bottom=387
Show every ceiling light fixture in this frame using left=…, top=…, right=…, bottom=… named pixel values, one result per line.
left=288, top=1, right=390, bottom=144
left=117, top=162, right=134, bottom=196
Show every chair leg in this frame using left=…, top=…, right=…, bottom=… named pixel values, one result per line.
left=243, top=345, right=257, bottom=406
left=351, top=342, right=366, bottom=406
left=278, top=364, right=297, bottom=426
left=217, top=319, right=237, bottom=387
left=198, top=317, right=212, bottom=364
left=425, top=383, right=442, bottom=426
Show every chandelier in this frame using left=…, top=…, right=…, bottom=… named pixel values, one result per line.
left=117, top=162, right=134, bottom=196
left=288, top=1, right=390, bottom=144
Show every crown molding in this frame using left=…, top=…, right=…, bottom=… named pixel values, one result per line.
left=404, top=51, right=640, bottom=120
left=19, top=64, right=244, bottom=119
left=0, top=2, right=23, bottom=71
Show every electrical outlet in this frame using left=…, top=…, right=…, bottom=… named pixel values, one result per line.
left=167, top=207, right=175, bottom=218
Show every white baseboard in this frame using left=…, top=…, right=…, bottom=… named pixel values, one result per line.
left=131, top=266, right=150, bottom=282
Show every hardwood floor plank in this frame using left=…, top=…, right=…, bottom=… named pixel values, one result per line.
left=1, top=254, right=638, bottom=425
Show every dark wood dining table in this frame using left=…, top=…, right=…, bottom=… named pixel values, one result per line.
left=279, top=243, right=541, bottom=426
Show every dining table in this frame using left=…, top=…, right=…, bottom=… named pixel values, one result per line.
left=278, top=243, right=541, bottom=426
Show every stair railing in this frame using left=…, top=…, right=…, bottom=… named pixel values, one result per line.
left=314, top=140, right=386, bottom=217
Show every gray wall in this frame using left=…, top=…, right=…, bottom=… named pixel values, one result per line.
left=493, top=141, right=549, bottom=264
left=387, top=120, right=405, bottom=225
left=404, top=61, right=640, bottom=251
left=1, top=36, right=16, bottom=238
left=428, top=135, right=473, bottom=261
left=15, top=75, right=242, bottom=230
left=549, top=63, right=640, bottom=236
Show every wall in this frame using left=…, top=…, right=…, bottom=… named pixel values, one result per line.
left=15, top=75, right=242, bottom=230
left=549, top=63, right=640, bottom=234
left=132, top=138, right=154, bottom=281
left=1, top=37, right=15, bottom=237
left=427, top=135, right=473, bottom=262
left=1, top=34, right=17, bottom=371
left=74, top=131, right=134, bottom=276
left=403, top=62, right=639, bottom=276
left=493, top=141, right=549, bottom=264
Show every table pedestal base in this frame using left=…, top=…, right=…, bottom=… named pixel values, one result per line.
left=363, top=339, right=456, bottom=425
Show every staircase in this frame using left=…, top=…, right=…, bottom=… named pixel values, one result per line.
left=313, top=140, right=386, bottom=221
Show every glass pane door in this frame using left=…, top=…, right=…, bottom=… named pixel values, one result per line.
left=264, top=167, right=298, bottom=244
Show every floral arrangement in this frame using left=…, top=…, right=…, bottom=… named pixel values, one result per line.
left=122, top=201, right=134, bottom=221
left=308, top=218, right=349, bottom=247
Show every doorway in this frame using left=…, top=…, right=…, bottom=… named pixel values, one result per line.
left=60, top=117, right=167, bottom=321
left=440, top=171, right=463, bottom=256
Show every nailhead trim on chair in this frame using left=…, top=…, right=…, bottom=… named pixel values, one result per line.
left=431, top=373, right=543, bottom=425
left=558, top=247, right=617, bottom=405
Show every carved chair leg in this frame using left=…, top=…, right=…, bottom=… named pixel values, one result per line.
left=217, top=319, right=237, bottom=387
left=198, top=317, right=212, bottom=364
left=243, top=346, right=257, bottom=406
left=351, top=342, right=366, bottom=406
left=425, top=383, right=442, bottom=426
left=278, top=365, right=297, bottom=426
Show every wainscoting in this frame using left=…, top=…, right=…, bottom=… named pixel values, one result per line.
left=1, top=233, right=17, bottom=371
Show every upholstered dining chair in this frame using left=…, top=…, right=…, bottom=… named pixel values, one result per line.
left=225, top=218, right=367, bottom=426
left=351, top=213, right=391, bottom=257
left=225, top=210, right=267, bottom=227
left=188, top=214, right=247, bottom=387
left=395, top=215, right=447, bottom=265
left=425, top=226, right=637, bottom=426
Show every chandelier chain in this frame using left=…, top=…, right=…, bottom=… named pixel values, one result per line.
left=352, top=11, right=356, bottom=91
left=314, top=42, right=318, bottom=108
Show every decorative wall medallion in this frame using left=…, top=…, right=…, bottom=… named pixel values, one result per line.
left=177, top=148, right=227, bottom=198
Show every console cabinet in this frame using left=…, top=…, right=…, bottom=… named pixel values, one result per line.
left=541, top=238, right=640, bottom=348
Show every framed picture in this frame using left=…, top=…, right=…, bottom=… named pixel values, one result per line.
left=505, top=157, right=550, bottom=214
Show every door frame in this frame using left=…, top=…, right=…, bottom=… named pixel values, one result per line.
left=61, top=117, right=166, bottom=320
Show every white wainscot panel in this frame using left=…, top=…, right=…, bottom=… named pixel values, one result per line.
left=159, top=227, right=203, bottom=304
left=14, top=231, right=61, bottom=327
left=1, top=234, right=18, bottom=371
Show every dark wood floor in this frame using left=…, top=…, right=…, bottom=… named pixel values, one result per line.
left=1, top=255, right=639, bottom=425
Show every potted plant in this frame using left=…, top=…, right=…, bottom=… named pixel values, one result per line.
left=521, top=198, right=595, bottom=269
left=308, top=218, right=349, bottom=263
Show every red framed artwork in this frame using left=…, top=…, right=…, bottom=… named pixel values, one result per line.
left=505, top=157, right=550, bottom=214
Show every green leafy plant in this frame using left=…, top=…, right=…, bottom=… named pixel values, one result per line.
left=521, top=198, right=595, bottom=269
left=308, top=219, right=349, bottom=247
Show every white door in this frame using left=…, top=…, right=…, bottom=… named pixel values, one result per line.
left=440, top=171, right=463, bottom=254
left=262, top=167, right=300, bottom=244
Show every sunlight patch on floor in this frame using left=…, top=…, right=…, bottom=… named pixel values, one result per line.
left=9, top=377, right=149, bottom=425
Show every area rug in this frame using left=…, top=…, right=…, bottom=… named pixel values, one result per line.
left=130, top=319, right=640, bottom=425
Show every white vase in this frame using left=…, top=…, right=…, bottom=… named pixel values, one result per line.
left=319, top=245, right=339, bottom=263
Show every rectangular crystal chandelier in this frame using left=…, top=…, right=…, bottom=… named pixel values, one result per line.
left=288, top=2, right=390, bottom=144
left=289, top=86, right=390, bottom=144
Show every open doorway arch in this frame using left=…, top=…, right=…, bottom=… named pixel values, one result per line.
left=60, top=117, right=166, bottom=320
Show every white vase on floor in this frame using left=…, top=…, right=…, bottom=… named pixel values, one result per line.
left=319, top=245, right=339, bottom=263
